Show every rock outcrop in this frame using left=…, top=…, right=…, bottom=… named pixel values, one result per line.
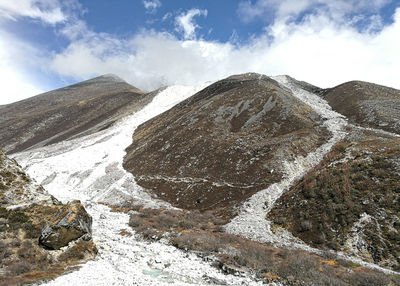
left=0, top=150, right=97, bottom=284
left=39, top=200, right=92, bottom=249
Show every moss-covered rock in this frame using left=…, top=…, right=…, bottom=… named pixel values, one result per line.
left=39, top=201, right=92, bottom=249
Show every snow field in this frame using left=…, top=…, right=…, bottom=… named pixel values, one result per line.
left=14, top=83, right=278, bottom=285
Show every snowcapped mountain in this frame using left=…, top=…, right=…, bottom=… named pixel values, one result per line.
left=0, top=73, right=399, bottom=285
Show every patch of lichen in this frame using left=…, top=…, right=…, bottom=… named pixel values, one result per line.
left=269, top=133, right=400, bottom=270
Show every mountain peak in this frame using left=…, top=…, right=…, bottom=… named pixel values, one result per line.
left=97, top=73, right=126, bottom=83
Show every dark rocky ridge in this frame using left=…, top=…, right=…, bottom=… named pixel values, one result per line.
left=321, top=81, right=400, bottom=134
left=123, top=73, right=329, bottom=217
left=0, top=75, right=154, bottom=154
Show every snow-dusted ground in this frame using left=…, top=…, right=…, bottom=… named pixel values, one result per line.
left=225, top=76, right=400, bottom=275
left=13, top=84, right=277, bottom=286
left=40, top=203, right=268, bottom=286
left=225, top=75, right=348, bottom=245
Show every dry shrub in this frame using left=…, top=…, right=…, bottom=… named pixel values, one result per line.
left=126, top=205, right=400, bottom=285
left=0, top=240, right=12, bottom=260
left=233, top=241, right=276, bottom=271
left=128, top=214, right=144, bottom=227
left=346, top=270, right=390, bottom=286
left=6, top=260, right=32, bottom=275
left=172, top=232, right=222, bottom=252
left=58, top=239, right=97, bottom=262
left=128, top=207, right=228, bottom=235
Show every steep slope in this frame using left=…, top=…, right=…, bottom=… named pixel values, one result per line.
left=123, top=73, right=329, bottom=215
left=322, top=81, right=400, bottom=134
left=0, top=75, right=152, bottom=154
left=0, top=149, right=96, bottom=285
left=268, top=127, right=400, bottom=271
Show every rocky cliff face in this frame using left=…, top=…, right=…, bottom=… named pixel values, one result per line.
left=0, top=150, right=96, bottom=284
left=123, top=73, right=329, bottom=216
left=322, top=81, right=400, bottom=134
left=0, top=75, right=153, bottom=154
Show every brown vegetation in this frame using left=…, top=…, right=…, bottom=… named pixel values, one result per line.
left=0, top=203, right=97, bottom=285
left=125, top=204, right=400, bottom=285
left=124, top=73, right=329, bottom=217
left=322, top=80, right=400, bottom=134
left=269, top=131, right=400, bottom=270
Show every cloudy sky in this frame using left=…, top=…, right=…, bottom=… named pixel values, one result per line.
left=0, top=0, right=399, bottom=104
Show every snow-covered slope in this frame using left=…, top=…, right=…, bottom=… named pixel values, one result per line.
left=12, top=84, right=276, bottom=286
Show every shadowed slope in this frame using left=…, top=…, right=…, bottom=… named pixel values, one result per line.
left=0, top=75, right=152, bottom=154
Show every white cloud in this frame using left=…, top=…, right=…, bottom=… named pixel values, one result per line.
left=1, top=0, right=399, bottom=105
left=0, top=0, right=66, bottom=24
left=143, top=0, right=161, bottom=14
left=48, top=7, right=400, bottom=92
left=0, top=31, right=44, bottom=104
left=238, top=0, right=392, bottom=23
left=175, top=9, right=208, bottom=40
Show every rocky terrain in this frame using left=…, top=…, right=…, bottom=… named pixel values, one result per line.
left=322, top=80, right=400, bottom=134
left=265, top=79, right=400, bottom=272
left=123, top=73, right=329, bottom=217
left=269, top=126, right=400, bottom=271
left=0, top=75, right=153, bottom=154
left=1, top=73, right=399, bottom=285
left=0, top=149, right=96, bottom=285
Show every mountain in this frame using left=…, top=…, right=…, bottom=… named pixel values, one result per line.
left=321, top=80, right=400, bottom=134
left=0, top=75, right=153, bottom=154
left=123, top=73, right=329, bottom=217
left=1, top=74, right=399, bottom=285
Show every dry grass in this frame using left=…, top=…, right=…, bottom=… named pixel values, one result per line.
left=270, top=135, right=400, bottom=269
left=0, top=204, right=97, bottom=285
left=124, top=204, right=400, bottom=285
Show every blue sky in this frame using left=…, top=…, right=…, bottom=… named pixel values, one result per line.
left=0, top=0, right=399, bottom=104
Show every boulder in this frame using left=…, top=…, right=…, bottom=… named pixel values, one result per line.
left=39, top=200, right=92, bottom=249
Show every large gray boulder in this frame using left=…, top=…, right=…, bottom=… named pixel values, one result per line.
left=39, top=200, right=92, bottom=249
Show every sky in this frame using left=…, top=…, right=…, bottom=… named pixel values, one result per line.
left=0, top=0, right=399, bottom=104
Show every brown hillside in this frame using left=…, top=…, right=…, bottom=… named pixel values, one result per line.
left=123, top=73, right=329, bottom=217
left=322, top=81, right=400, bottom=134
left=0, top=75, right=153, bottom=154
left=269, top=127, right=400, bottom=271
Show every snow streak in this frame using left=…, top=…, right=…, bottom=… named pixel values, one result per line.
left=225, top=75, right=348, bottom=245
